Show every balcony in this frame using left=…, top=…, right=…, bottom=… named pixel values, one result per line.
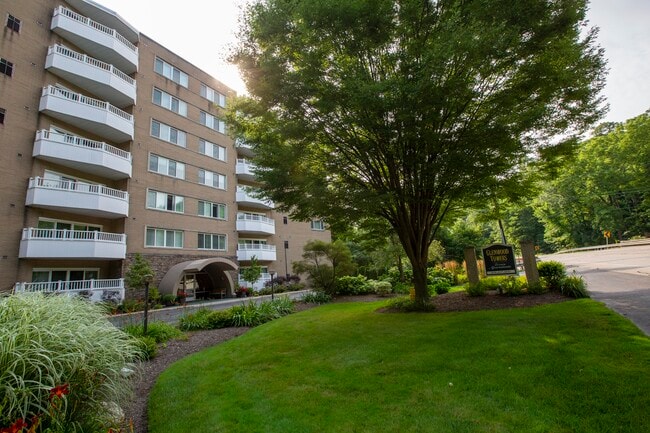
left=19, top=228, right=126, bottom=260
left=235, top=138, right=255, bottom=158
left=39, top=85, right=134, bottom=142
left=51, top=6, right=138, bottom=74
left=236, top=187, right=274, bottom=210
left=237, top=244, right=277, bottom=262
left=236, top=213, right=275, bottom=235
left=236, top=159, right=257, bottom=182
left=45, top=44, right=136, bottom=107
left=33, top=130, right=131, bottom=179
left=26, top=177, right=129, bottom=218
left=14, top=278, right=125, bottom=303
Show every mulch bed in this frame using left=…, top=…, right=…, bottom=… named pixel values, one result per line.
left=123, top=291, right=571, bottom=433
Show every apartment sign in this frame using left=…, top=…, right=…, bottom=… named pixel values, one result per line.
left=482, top=244, right=517, bottom=276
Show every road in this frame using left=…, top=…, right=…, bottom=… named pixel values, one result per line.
left=541, top=245, right=650, bottom=336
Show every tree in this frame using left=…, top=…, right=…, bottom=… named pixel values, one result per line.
left=293, top=240, right=355, bottom=293
left=229, top=0, right=606, bottom=305
left=124, top=253, right=154, bottom=292
left=240, top=256, right=263, bottom=289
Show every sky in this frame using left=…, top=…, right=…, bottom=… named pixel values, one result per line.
left=99, top=0, right=650, bottom=124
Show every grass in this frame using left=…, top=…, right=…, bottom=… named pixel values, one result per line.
left=149, top=299, right=650, bottom=433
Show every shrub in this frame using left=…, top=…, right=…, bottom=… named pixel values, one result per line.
left=371, top=280, right=393, bottom=296
left=500, top=276, right=527, bottom=296
left=133, top=335, right=158, bottom=361
left=335, top=275, right=373, bottom=295
left=561, top=274, right=590, bottom=298
left=302, top=291, right=333, bottom=304
left=427, top=267, right=454, bottom=285
left=392, top=281, right=411, bottom=294
left=527, top=280, right=547, bottom=295
left=0, top=294, right=139, bottom=432
left=385, top=296, right=436, bottom=312
left=231, top=298, right=295, bottom=327
left=180, top=309, right=218, bottom=331
left=123, top=321, right=186, bottom=343
left=178, top=309, right=234, bottom=331
left=117, top=299, right=146, bottom=313
left=538, top=261, right=567, bottom=291
left=428, top=278, right=452, bottom=295
left=466, top=282, right=486, bottom=297
left=478, top=276, right=508, bottom=291
left=160, top=294, right=178, bottom=306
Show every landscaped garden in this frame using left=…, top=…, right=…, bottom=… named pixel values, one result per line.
left=148, top=298, right=649, bottom=433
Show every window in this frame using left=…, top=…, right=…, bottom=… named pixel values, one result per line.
left=154, top=57, right=188, bottom=87
left=152, top=88, right=187, bottom=116
left=6, top=15, right=20, bottom=32
left=148, top=154, right=185, bottom=179
left=198, top=200, right=226, bottom=219
left=199, top=111, right=226, bottom=134
left=146, top=227, right=183, bottom=248
left=32, top=269, right=98, bottom=283
left=283, top=216, right=288, bottom=225
left=0, top=108, right=5, bottom=124
left=0, top=58, right=13, bottom=77
left=198, top=233, right=226, bottom=250
left=311, top=220, right=325, bottom=231
left=151, top=120, right=186, bottom=147
left=147, top=189, right=184, bottom=213
left=199, top=139, right=226, bottom=161
left=200, top=83, right=226, bottom=107
left=198, top=169, right=226, bottom=189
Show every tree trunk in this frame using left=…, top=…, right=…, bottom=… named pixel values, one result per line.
left=411, top=258, right=429, bottom=305
left=397, top=255, right=405, bottom=283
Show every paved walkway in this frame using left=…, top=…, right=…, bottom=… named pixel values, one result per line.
left=542, top=245, right=650, bottom=336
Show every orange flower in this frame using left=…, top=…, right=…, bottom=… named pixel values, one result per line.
left=0, top=418, right=28, bottom=433
left=49, top=383, right=70, bottom=401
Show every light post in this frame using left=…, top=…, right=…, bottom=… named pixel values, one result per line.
left=270, top=271, right=276, bottom=301
left=284, top=240, right=289, bottom=280
left=142, top=273, right=154, bottom=336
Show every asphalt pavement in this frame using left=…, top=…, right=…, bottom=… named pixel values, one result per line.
left=541, top=244, right=650, bottom=336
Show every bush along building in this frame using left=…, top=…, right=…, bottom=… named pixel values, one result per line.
left=0, top=0, right=330, bottom=303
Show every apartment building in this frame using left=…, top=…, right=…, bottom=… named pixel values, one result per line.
left=0, top=0, right=330, bottom=302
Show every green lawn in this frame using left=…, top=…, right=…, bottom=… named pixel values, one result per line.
left=149, top=299, right=649, bottom=433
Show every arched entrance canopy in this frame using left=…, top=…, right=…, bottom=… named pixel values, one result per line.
left=158, top=257, right=238, bottom=298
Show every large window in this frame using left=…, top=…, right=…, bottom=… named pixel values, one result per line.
left=147, top=189, right=184, bottom=213
left=152, top=88, right=187, bottom=116
left=198, top=200, right=227, bottom=219
left=146, top=227, right=183, bottom=248
left=151, top=120, right=186, bottom=147
left=149, top=154, right=185, bottom=179
left=198, top=169, right=226, bottom=189
left=198, top=233, right=227, bottom=250
left=199, top=111, right=226, bottom=134
left=200, top=83, right=226, bottom=107
left=6, top=15, right=20, bottom=32
left=32, top=269, right=99, bottom=283
left=199, top=139, right=226, bottom=161
left=311, top=219, right=325, bottom=231
left=0, top=58, right=13, bottom=77
left=154, top=57, right=188, bottom=87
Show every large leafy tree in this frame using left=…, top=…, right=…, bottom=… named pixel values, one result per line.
left=228, top=0, right=606, bottom=304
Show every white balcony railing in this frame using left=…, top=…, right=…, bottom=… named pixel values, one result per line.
left=237, top=244, right=277, bottom=261
left=236, top=213, right=275, bottom=235
left=51, top=6, right=138, bottom=73
left=46, top=44, right=136, bottom=106
left=19, top=228, right=126, bottom=260
left=27, top=177, right=129, bottom=218
left=33, top=130, right=131, bottom=179
left=235, top=159, right=257, bottom=182
left=39, top=85, right=134, bottom=142
left=14, top=278, right=125, bottom=303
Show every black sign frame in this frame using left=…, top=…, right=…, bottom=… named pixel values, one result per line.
left=482, top=244, right=518, bottom=276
